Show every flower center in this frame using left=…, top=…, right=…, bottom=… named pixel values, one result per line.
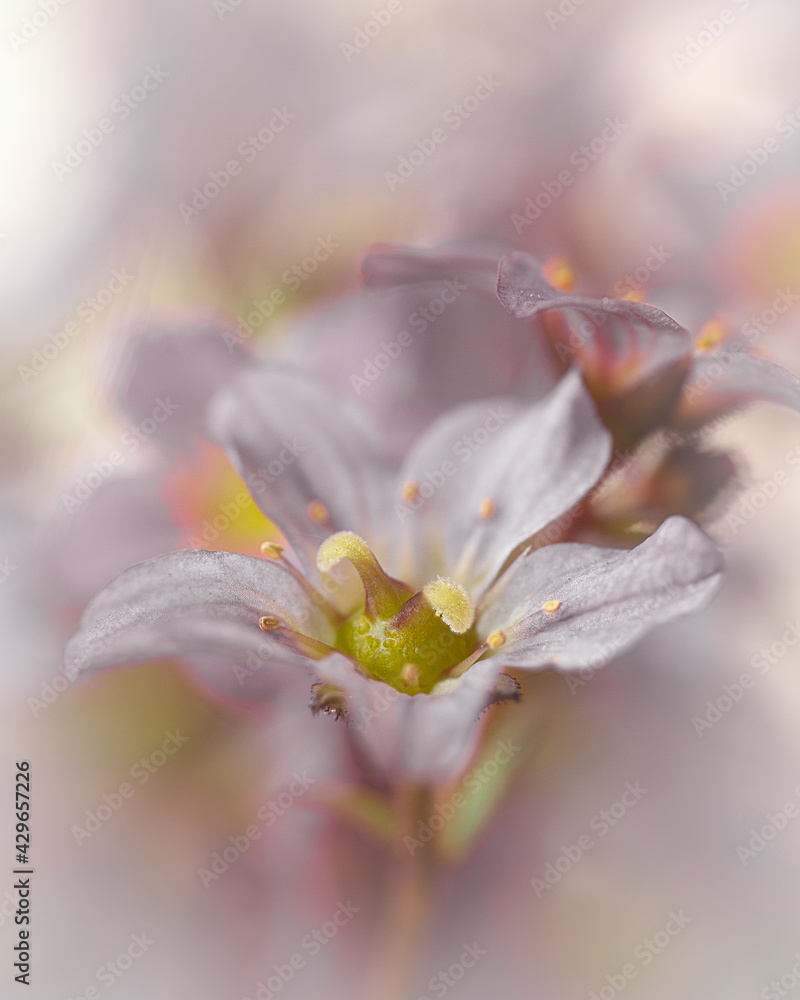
left=337, top=608, right=476, bottom=694
left=316, top=532, right=478, bottom=694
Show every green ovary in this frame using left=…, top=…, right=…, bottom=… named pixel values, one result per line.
left=337, top=610, right=476, bottom=694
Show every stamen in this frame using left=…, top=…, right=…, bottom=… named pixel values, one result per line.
left=478, top=497, right=496, bottom=519
left=258, top=615, right=338, bottom=659
left=307, top=500, right=330, bottom=524
left=486, top=629, right=506, bottom=648
left=401, top=481, right=420, bottom=504
left=260, top=543, right=342, bottom=626
left=316, top=530, right=409, bottom=621
left=695, top=317, right=729, bottom=353
left=422, top=577, right=474, bottom=634
left=541, top=599, right=561, bottom=615
left=622, top=289, right=644, bottom=302
left=440, top=639, right=491, bottom=680
left=543, top=255, right=576, bottom=292
left=440, top=627, right=508, bottom=683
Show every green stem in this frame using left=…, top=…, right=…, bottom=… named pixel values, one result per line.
left=367, top=784, right=435, bottom=1000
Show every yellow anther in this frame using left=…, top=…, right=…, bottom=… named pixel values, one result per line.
left=543, top=255, right=576, bottom=293
left=259, top=615, right=281, bottom=632
left=486, top=629, right=507, bottom=649
left=541, top=599, right=562, bottom=615
left=316, top=531, right=373, bottom=574
left=422, top=577, right=474, bottom=634
left=695, top=317, right=729, bottom=353
left=400, top=663, right=420, bottom=686
left=260, top=541, right=284, bottom=558
left=622, top=289, right=644, bottom=302
left=307, top=500, right=330, bottom=524
left=478, top=497, right=496, bottom=519
left=401, top=481, right=420, bottom=503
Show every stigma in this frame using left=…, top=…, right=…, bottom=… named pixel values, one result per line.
left=317, top=533, right=479, bottom=693
left=316, top=531, right=412, bottom=620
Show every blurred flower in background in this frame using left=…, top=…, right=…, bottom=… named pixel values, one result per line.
left=2, top=0, right=800, bottom=998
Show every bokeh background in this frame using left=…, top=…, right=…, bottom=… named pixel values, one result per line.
left=2, top=0, right=800, bottom=997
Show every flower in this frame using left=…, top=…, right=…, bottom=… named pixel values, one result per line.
left=355, top=241, right=800, bottom=532
left=65, top=366, right=723, bottom=783
left=363, top=242, right=800, bottom=445
left=494, top=248, right=800, bottom=439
